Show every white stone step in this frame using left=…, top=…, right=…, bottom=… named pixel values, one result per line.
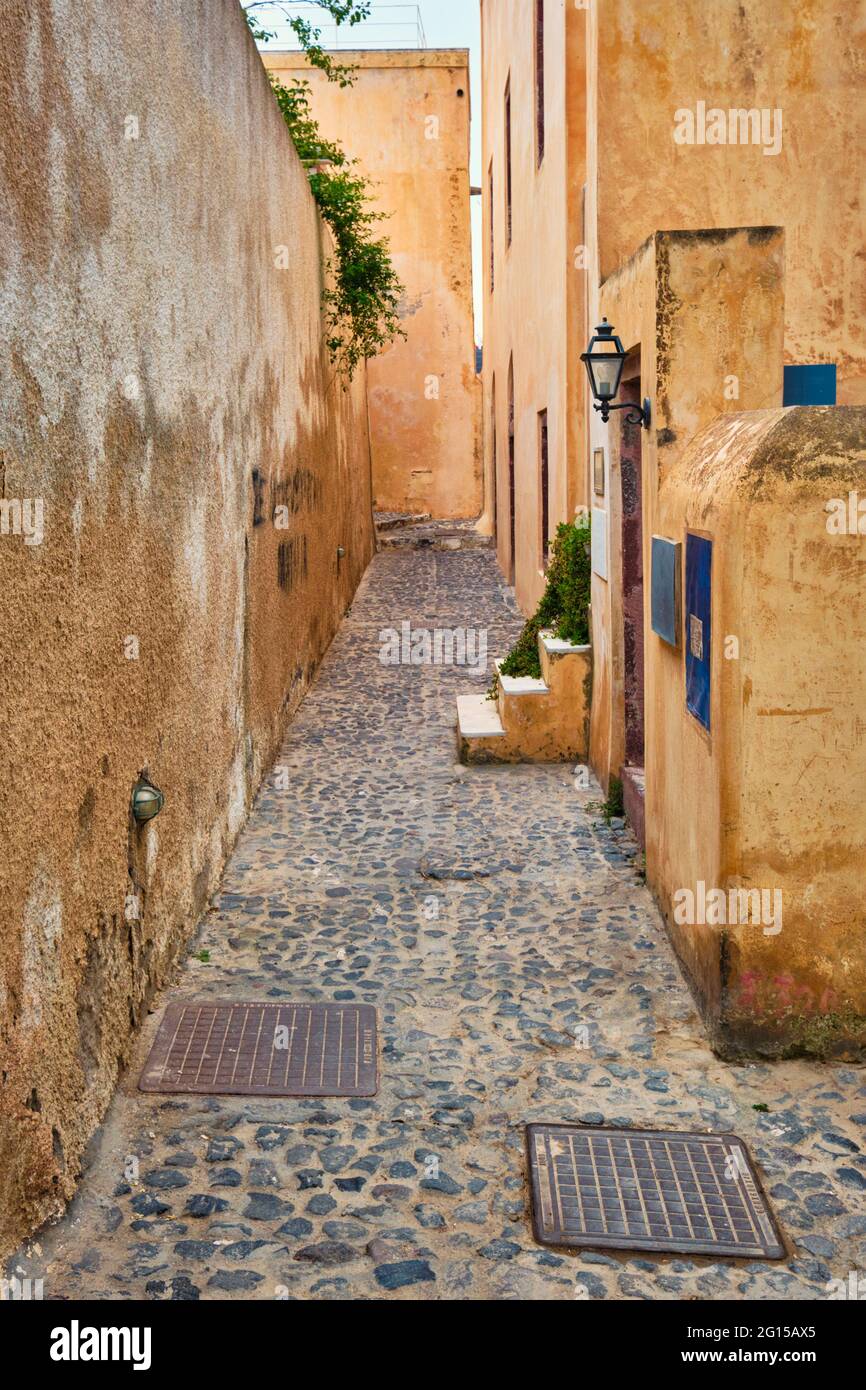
left=457, top=693, right=506, bottom=738
left=538, top=631, right=592, bottom=686
left=495, top=660, right=549, bottom=697
left=539, top=631, right=591, bottom=657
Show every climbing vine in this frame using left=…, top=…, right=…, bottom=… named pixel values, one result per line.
left=270, top=77, right=405, bottom=379
left=243, top=2, right=406, bottom=379
left=495, top=514, right=592, bottom=686
left=243, top=1, right=371, bottom=85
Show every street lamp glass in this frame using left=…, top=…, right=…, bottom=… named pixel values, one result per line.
left=591, top=353, right=623, bottom=400
left=581, top=319, right=626, bottom=405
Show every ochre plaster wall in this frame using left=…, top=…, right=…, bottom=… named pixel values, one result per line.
left=589, top=228, right=864, bottom=1056
left=480, top=0, right=588, bottom=614
left=0, top=0, right=374, bottom=1260
left=593, top=0, right=866, bottom=403
left=589, top=228, right=786, bottom=795
left=263, top=49, right=481, bottom=520
left=655, top=407, right=866, bottom=1057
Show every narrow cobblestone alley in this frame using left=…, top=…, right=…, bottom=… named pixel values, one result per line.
left=17, top=550, right=866, bottom=1302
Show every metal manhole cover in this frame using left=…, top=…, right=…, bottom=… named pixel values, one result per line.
left=140, top=1001, right=378, bottom=1097
left=527, top=1124, right=785, bottom=1259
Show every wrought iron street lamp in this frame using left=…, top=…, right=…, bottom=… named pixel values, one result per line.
left=581, top=319, right=651, bottom=429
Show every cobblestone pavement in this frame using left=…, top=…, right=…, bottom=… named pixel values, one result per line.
left=15, top=551, right=866, bottom=1301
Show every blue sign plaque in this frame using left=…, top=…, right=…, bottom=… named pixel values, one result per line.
left=685, top=534, right=712, bottom=731
left=651, top=537, right=682, bottom=646
left=783, top=364, right=837, bottom=406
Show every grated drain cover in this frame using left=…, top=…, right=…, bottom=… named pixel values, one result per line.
left=140, top=1001, right=378, bottom=1097
left=527, top=1124, right=785, bottom=1259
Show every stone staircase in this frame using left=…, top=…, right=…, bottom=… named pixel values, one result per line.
left=457, top=630, right=591, bottom=764
left=375, top=513, right=494, bottom=552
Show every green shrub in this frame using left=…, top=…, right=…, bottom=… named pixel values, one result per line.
left=497, top=515, right=592, bottom=683
left=601, top=775, right=624, bottom=823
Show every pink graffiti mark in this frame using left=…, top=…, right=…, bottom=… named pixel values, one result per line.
left=732, top=971, right=838, bottom=1022
left=735, top=971, right=761, bottom=1008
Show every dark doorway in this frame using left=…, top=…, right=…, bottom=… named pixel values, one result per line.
left=491, top=374, right=498, bottom=545
left=488, top=159, right=495, bottom=293
left=508, top=357, right=516, bottom=584
left=504, top=77, right=513, bottom=246
left=538, top=408, right=549, bottom=569
left=535, top=0, right=545, bottom=166
left=620, top=371, right=646, bottom=844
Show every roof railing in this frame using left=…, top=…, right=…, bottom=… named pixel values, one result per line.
left=248, top=3, right=427, bottom=50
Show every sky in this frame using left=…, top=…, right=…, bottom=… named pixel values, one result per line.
left=416, top=0, right=483, bottom=342
left=251, top=1, right=484, bottom=343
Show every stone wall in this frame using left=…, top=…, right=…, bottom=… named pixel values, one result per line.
left=0, top=0, right=375, bottom=1260
left=479, top=0, right=588, bottom=614
left=264, top=50, right=482, bottom=521
left=591, top=226, right=866, bottom=1057
left=655, top=406, right=866, bottom=1058
left=592, top=0, right=866, bottom=403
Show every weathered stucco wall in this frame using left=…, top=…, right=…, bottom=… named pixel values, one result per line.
left=593, top=0, right=866, bottom=403
left=655, top=407, right=866, bottom=1058
left=264, top=49, right=481, bottom=521
left=0, top=0, right=374, bottom=1261
left=480, top=0, right=588, bottom=613
left=590, top=228, right=786, bottom=795
left=583, top=0, right=866, bottom=817
left=589, top=228, right=865, bottom=1057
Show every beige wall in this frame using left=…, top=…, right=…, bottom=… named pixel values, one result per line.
left=592, top=228, right=865, bottom=1057
left=657, top=406, right=866, bottom=1057
left=0, top=0, right=374, bottom=1260
left=476, top=1, right=866, bottom=1057
left=480, top=0, right=588, bottom=614
left=584, top=0, right=866, bottom=794
left=264, top=49, right=481, bottom=521
left=590, top=228, right=786, bottom=790
left=482, top=0, right=864, bottom=611
left=593, top=0, right=866, bottom=404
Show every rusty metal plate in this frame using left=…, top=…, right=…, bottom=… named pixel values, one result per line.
left=527, top=1124, right=785, bottom=1259
left=140, top=1001, right=378, bottom=1097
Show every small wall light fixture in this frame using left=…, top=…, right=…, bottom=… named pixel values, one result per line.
left=581, top=319, right=651, bottom=430
left=132, top=777, right=164, bottom=825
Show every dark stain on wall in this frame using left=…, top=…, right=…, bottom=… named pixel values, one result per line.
left=278, top=535, right=309, bottom=592
left=272, top=468, right=323, bottom=516
left=252, top=469, right=266, bottom=526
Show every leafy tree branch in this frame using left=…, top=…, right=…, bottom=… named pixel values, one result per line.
left=269, top=76, right=406, bottom=380
left=243, top=1, right=371, bottom=86
left=242, top=3, right=406, bottom=379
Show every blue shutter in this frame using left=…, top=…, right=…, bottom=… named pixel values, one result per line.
left=783, top=365, right=837, bottom=406
left=685, top=534, right=712, bottom=732
left=651, top=537, right=681, bottom=646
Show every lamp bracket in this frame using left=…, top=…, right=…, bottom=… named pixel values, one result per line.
left=594, top=398, right=652, bottom=431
